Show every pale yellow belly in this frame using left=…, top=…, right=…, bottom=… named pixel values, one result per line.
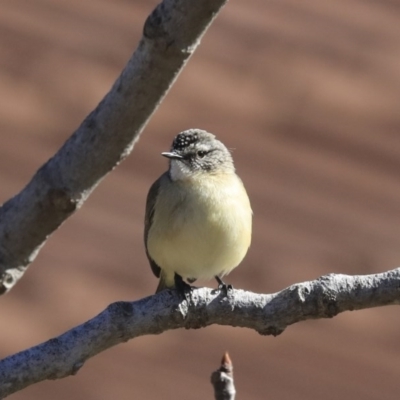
left=147, top=173, right=252, bottom=282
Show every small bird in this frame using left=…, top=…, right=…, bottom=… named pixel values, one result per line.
left=144, top=129, right=252, bottom=294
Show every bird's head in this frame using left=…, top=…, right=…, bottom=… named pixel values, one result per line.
left=162, top=129, right=235, bottom=181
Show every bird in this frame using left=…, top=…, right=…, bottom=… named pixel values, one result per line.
left=144, top=128, right=252, bottom=294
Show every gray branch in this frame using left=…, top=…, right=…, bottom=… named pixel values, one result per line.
left=0, top=0, right=228, bottom=294
left=1, top=268, right=399, bottom=397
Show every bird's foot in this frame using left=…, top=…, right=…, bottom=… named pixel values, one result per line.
left=215, top=276, right=233, bottom=296
left=174, top=273, right=193, bottom=300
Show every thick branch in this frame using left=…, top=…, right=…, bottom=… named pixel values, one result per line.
left=1, top=268, right=399, bottom=397
left=0, top=0, right=228, bottom=294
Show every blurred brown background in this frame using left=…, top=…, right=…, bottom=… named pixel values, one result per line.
left=1, top=0, right=400, bottom=398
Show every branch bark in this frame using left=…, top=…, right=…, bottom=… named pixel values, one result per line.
left=1, top=268, right=399, bottom=397
left=0, top=0, right=229, bottom=294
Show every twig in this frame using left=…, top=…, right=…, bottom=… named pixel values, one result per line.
left=211, top=352, right=236, bottom=400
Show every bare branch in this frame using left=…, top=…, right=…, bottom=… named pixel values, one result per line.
left=1, top=268, right=399, bottom=397
left=211, top=352, right=236, bottom=400
left=0, top=0, right=229, bottom=294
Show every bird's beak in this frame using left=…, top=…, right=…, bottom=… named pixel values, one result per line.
left=162, top=152, right=184, bottom=160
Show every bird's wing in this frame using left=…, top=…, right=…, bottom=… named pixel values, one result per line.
left=144, top=173, right=165, bottom=278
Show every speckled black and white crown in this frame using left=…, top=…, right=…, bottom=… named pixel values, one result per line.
left=171, top=129, right=216, bottom=151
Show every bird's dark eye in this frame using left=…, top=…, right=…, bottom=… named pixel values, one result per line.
left=197, top=150, right=207, bottom=158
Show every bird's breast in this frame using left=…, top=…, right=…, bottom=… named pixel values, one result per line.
left=147, top=173, right=252, bottom=280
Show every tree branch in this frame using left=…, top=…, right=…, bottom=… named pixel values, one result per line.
left=1, top=268, right=399, bottom=397
left=0, top=0, right=229, bottom=294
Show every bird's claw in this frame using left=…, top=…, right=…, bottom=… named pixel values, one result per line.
left=215, top=276, right=233, bottom=296
left=175, top=273, right=193, bottom=301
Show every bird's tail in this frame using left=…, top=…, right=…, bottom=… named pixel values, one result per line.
left=155, top=271, right=174, bottom=293
left=155, top=277, right=168, bottom=293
